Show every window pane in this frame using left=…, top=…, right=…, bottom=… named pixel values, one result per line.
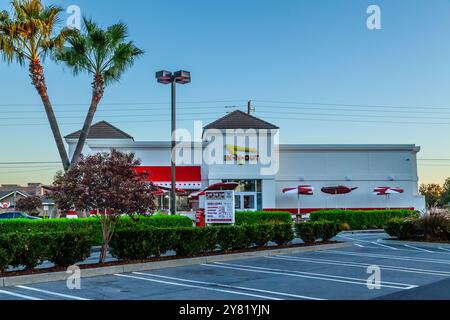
left=243, top=195, right=255, bottom=209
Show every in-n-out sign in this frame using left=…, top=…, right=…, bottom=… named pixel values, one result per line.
left=1, top=202, right=11, bottom=209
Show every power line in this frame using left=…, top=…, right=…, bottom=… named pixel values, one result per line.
left=253, top=100, right=450, bottom=111
left=0, top=100, right=247, bottom=107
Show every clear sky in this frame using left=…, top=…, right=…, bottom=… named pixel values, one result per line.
left=1, top=0, right=450, bottom=185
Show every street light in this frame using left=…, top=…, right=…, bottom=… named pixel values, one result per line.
left=156, top=70, right=191, bottom=215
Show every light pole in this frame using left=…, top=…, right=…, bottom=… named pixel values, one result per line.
left=156, top=70, right=191, bottom=215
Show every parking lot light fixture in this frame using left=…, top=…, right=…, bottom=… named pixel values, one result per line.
left=155, top=69, right=191, bottom=215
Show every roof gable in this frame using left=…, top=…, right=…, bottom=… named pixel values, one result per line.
left=65, top=121, right=134, bottom=140
left=204, top=111, right=279, bottom=130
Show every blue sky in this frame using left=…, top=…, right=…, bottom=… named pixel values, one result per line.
left=1, top=0, right=450, bottom=185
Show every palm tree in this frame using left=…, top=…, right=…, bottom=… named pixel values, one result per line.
left=0, top=0, right=72, bottom=170
left=55, top=18, right=144, bottom=167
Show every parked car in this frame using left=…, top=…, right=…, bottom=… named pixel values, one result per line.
left=0, top=212, right=41, bottom=220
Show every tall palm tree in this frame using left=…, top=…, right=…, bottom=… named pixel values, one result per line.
left=55, top=18, right=144, bottom=167
left=0, top=0, right=72, bottom=170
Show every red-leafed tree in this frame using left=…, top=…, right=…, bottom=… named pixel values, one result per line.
left=15, top=196, right=43, bottom=216
left=52, top=149, right=157, bottom=263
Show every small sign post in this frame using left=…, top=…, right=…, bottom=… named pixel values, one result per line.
left=205, top=190, right=235, bottom=225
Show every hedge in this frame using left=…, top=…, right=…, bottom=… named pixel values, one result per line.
left=0, top=231, right=95, bottom=273
left=235, top=211, right=292, bottom=225
left=386, top=214, right=450, bottom=242
left=295, top=221, right=342, bottom=243
left=0, top=214, right=193, bottom=245
left=110, top=223, right=295, bottom=261
left=309, top=210, right=419, bottom=230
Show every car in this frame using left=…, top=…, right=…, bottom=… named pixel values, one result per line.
left=0, top=212, right=42, bottom=220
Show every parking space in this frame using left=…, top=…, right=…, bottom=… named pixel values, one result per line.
left=1, top=233, right=450, bottom=300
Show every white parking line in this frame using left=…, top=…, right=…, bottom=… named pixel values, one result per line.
left=266, top=255, right=450, bottom=277
left=323, top=250, right=450, bottom=264
left=354, top=243, right=365, bottom=248
left=373, top=241, right=399, bottom=250
left=114, top=273, right=282, bottom=300
left=201, top=262, right=417, bottom=290
left=16, top=285, right=90, bottom=300
left=438, top=247, right=450, bottom=252
left=132, top=272, right=324, bottom=300
left=0, top=289, right=42, bottom=300
left=402, top=244, right=433, bottom=253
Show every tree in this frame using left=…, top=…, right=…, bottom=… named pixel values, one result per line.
left=419, top=183, right=442, bottom=208
left=440, top=178, right=450, bottom=206
left=0, top=0, right=72, bottom=170
left=15, top=196, right=43, bottom=216
left=54, top=18, right=144, bottom=167
left=52, top=149, right=157, bottom=263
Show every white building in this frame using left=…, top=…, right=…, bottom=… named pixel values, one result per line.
left=65, top=111, right=425, bottom=214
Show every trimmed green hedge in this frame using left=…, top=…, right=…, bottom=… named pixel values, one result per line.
left=235, top=211, right=292, bottom=225
left=0, top=231, right=95, bottom=273
left=110, top=223, right=295, bottom=261
left=295, top=221, right=342, bottom=243
left=0, top=214, right=193, bottom=245
left=310, top=210, right=419, bottom=230
left=385, top=218, right=421, bottom=240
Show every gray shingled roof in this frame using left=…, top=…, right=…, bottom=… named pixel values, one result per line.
left=204, top=110, right=279, bottom=130
left=65, top=121, right=134, bottom=140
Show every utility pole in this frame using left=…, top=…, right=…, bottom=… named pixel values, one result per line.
left=247, top=100, right=255, bottom=115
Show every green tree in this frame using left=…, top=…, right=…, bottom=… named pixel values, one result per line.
left=419, top=183, right=443, bottom=207
left=440, top=178, right=450, bottom=206
left=55, top=18, right=144, bottom=167
left=0, top=0, right=72, bottom=170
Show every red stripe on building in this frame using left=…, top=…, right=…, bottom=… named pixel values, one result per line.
left=135, top=166, right=201, bottom=182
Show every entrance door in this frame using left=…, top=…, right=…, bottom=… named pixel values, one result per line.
left=235, top=192, right=257, bottom=211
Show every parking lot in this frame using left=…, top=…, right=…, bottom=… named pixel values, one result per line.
left=1, top=232, right=450, bottom=300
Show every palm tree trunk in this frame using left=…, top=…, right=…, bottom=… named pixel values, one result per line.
left=29, top=58, right=70, bottom=171
left=70, top=73, right=105, bottom=167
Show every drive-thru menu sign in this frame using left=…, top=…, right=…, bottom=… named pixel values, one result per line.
left=205, top=190, right=235, bottom=224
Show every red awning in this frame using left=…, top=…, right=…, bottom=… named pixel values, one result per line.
left=135, top=166, right=202, bottom=190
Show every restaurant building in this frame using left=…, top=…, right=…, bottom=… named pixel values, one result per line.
left=65, top=111, right=426, bottom=214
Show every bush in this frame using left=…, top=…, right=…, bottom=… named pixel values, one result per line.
left=310, top=210, right=418, bottom=230
left=295, top=222, right=316, bottom=243
left=110, top=227, right=176, bottom=260
left=385, top=218, right=421, bottom=240
left=0, top=214, right=193, bottom=246
left=216, top=226, right=250, bottom=251
left=44, top=231, right=95, bottom=267
left=385, top=213, right=450, bottom=242
left=0, top=231, right=95, bottom=272
left=271, top=223, right=295, bottom=245
left=235, top=211, right=292, bottom=225
left=295, top=221, right=341, bottom=243
left=245, top=224, right=274, bottom=246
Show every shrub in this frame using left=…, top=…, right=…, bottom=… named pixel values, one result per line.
left=295, top=221, right=341, bottom=243
left=110, top=227, right=176, bottom=260
left=44, top=231, right=96, bottom=267
left=235, top=211, right=292, bottom=225
left=420, top=213, right=450, bottom=242
left=271, top=223, right=295, bottom=245
left=217, top=226, right=250, bottom=251
left=245, top=224, right=274, bottom=246
left=385, top=218, right=421, bottom=240
left=0, top=214, right=193, bottom=246
left=315, top=221, right=342, bottom=242
left=310, top=210, right=418, bottom=230
left=295, top=222, right=317, bottom=243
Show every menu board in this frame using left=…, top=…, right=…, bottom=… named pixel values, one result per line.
left=205, top=190, right=235, bottom=224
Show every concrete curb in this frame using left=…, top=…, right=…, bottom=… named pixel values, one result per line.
left=0, top=242, right=352, bottom=288
left=379, top=239, right=450, bottom=249
left=342, top=230, right=385, bottom=234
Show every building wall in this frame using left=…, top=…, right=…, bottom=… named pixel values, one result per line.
left=66, top=139, right=425, bottom=212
